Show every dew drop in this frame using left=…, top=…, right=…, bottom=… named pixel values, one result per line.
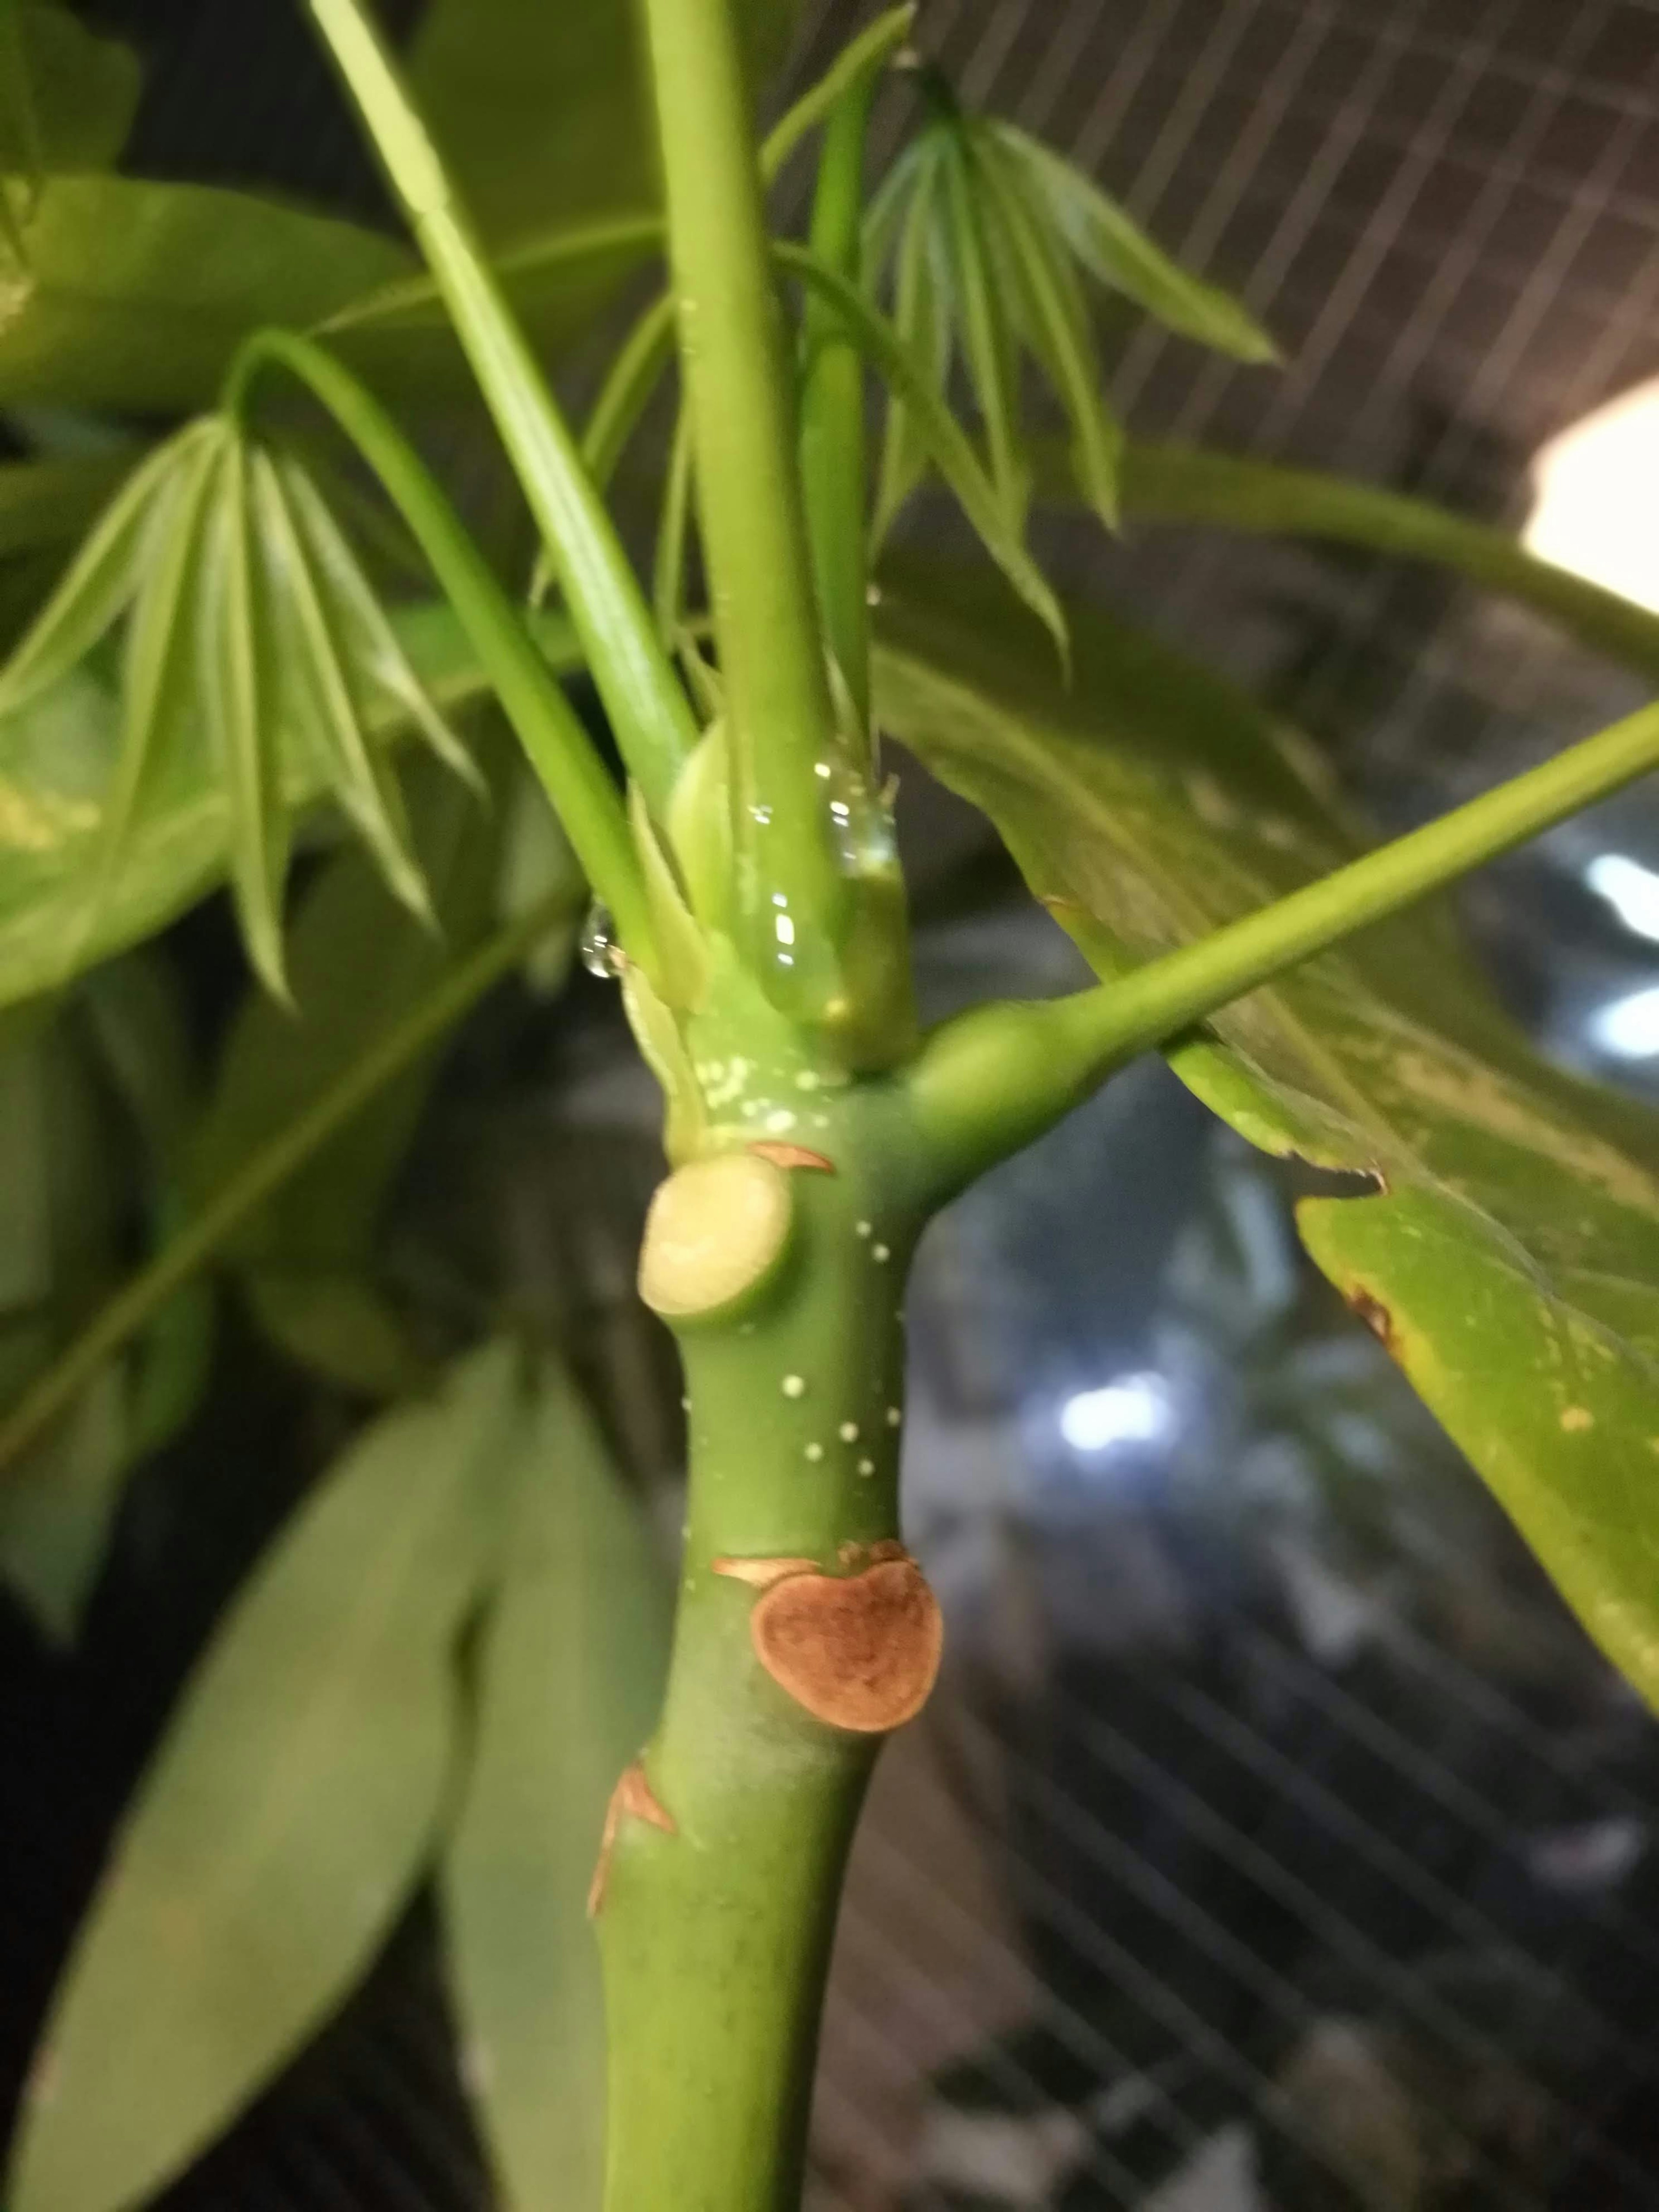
left=782, top=1374, right=806, bottom=1399
left=579, top=899, right=626, bottom=978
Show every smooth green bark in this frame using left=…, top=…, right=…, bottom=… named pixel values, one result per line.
left=599, top=1092, right=922, bottom=2212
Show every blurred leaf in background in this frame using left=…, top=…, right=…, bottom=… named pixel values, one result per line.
left=0, top=949, right=207, bottom=1640
left=6, top=1339, right=525, bottom=2212
left=445, top=1357, right=672, bottom=2211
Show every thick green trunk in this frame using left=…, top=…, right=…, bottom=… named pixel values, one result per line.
left=597, top=1114, right=932, bottom=2212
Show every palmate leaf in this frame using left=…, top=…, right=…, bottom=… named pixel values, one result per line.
left=0, top=426, right=482, bottom=997
left=874, top=558, right=1659, bottom=1709
left=0, top=597, right=582, bottom=1011
left=863, top=95, right=1272, bottom=550
left=443, top=1357, right=671, bottom=2212
left=8, top=1340, right=523, bottom=2212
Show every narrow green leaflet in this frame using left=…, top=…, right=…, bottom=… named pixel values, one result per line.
left=188, top=760, right=503, bottom=1398
left=938, top=133, right=1028, bottom=535
left=989, top=120, right=1277, bottom=362
left=254, top=451, right=431, bottom=925
left=0, top=598, right=580, bottom=1010
left=777, top=243, right=1067, bottom=661
left=444, top=1357, right=671, bottom=2212
left=0, top=177, right=412, bottom=412
left=873, top=559, right=1659, bottom=1708
left=8, top=1341, right=523, bottom=2212
left=976, top=130, right=1122, bottom=528
left=874, top=151, right=947, bottom=540
left=199, top=441, right=287, bottom=997
left=0, top=429, right=206, bottom=721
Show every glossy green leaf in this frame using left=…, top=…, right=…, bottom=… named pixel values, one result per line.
left=0, top=598, right=580, bottom=1011
left=8, top=1339, right=522, bottom=2212
left=991, top=120, right=1277, bottom=362
left=874, top=559, right=1659, bottom=1708
left=189, top=759, right=502, bottom=1397
left=443, top=1357, right=671, bottom=2212
left=405, top=0, right=801, bottom=241
left=0, top=176, right=412, bottom=413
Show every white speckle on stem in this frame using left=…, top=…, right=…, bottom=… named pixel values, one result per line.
left=805, top=1442, right=824, bottom=1462
left=858, top=1459, right=874, bottom=1477
left=872, top=1243, right=891, bottom=1264
left=782, top=1374, right=806, bottom=1399
left=839, top=1421, right=859, bottom=1443
left=855, top=1220, right=873, bottom=1239
left=886, top=1406, right=902, bottom=1427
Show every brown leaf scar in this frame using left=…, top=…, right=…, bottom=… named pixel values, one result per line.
left=588, top=1760, right=677, bottom=1917
left=741, top=1552, right=943, bottom=1734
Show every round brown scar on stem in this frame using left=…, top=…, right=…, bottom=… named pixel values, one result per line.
left=750, top=1555, right=943, bottom=1734
left=587, top=1759, right=677, bottom=1918
left=747, top=1141, right=836, bottom=1173
left=712, top=1554, right=819, bottom=1588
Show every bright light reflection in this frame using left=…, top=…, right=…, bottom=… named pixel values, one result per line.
left=1526, top=377, right=1659, bottom=611
left=1585, top=854, right=1659, bottom=942
left=1591, top=986, right=1659, bottom=1059
left=1059, top=1374, right=1174, bottom=1453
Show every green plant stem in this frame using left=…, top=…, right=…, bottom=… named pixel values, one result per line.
left=225, top=330, right=654, bottom=961
left=1113, top=443, right=1659, bottom=687
left=911, top=694, right=1659, bottom=1185
left=635, top=0, right=845, bottom=990
left=0, top=886, right=579, bottom=1475
left=599, top=1099, right=922, bottom=2212
left=303, top=0, right=698, bottom=818
left=800, top=76, right=876, bottom=740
